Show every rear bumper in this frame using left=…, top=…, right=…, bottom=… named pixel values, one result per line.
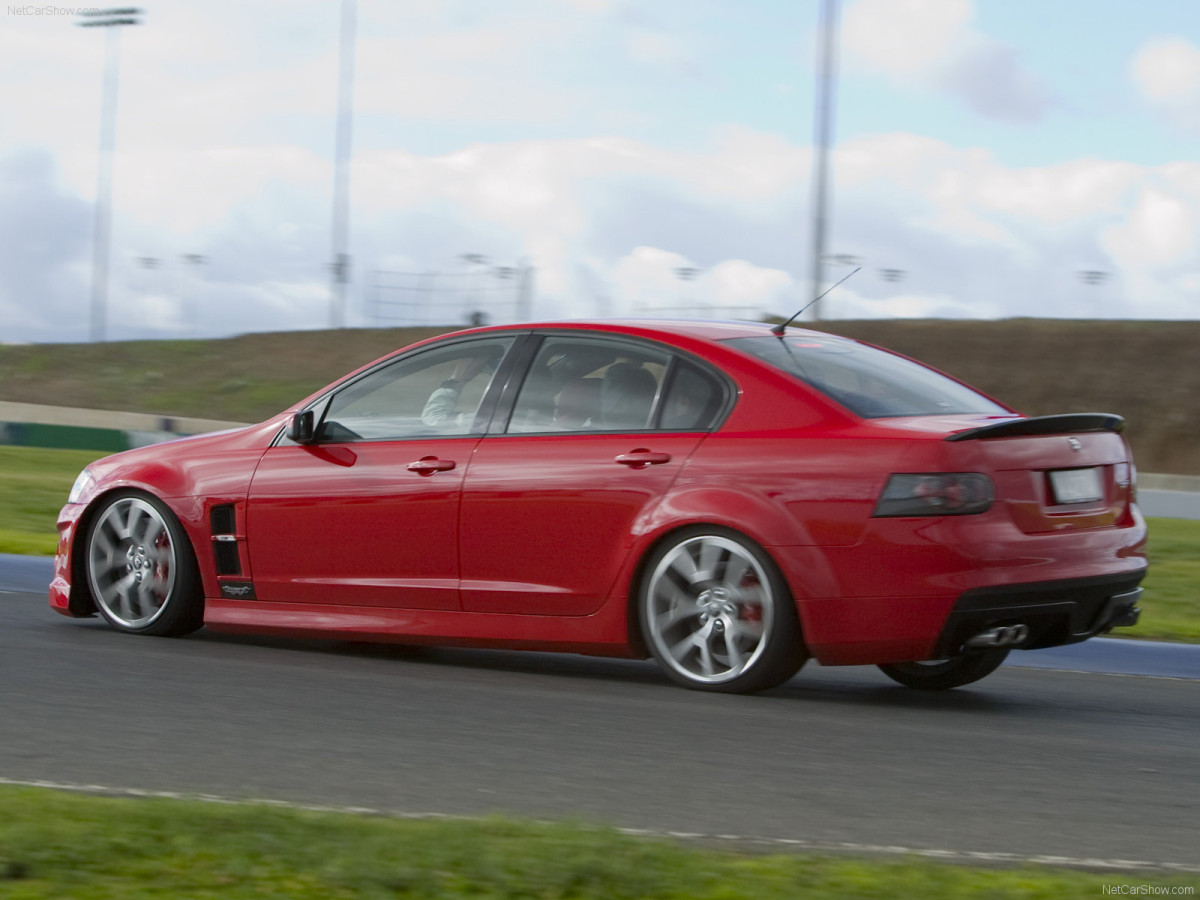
left=931, top=571, right=1145, bottom=659
left=784, top=508, right=1147, bottom=666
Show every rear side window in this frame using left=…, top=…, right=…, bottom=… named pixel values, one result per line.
left=726, top=335, right=1008, bottom=418
left=507, top=337, right=669, bottom=433
left=502, top=336, right=730, bottom=434
left=660, top=362, right=725, bottom=431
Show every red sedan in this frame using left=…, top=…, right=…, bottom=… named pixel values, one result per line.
left=50, top=320, right=1147, bottom=692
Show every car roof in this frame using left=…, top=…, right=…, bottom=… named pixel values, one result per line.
left=466, top=318, right=838, bottom=344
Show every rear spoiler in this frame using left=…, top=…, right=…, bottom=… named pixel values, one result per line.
left=945, top=413, right=1125, bottom=442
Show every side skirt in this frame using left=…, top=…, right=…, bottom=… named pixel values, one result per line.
left=202, top=596, right=639, bottom=657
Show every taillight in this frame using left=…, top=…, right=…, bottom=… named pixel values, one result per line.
left=1115, top=461, right=1137, bottom=501
left=873, top=473, right=994, bottom=517
left=1114, top=462, right=1131, bottom=488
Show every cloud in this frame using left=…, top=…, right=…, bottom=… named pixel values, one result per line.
left=563, top=0, right=615, bottom=12
left=609, top=247, right=793, bottom=318
left=843, top=0, right=972, bottom=79
left=1101, top=186, right=1199, bottom=271
left=1131, top=37, right=1200, bottom=133
left=624, top=28, right=699, bottom=76
left=843, top=0, right=1051, bottom=123
left=5, top=126, right=1200, bottom=340
left=0, top=150, right=92, bottom=343
left=935, top=42, right=1052, bottom=124
left=354, top=18, right=576, bottom=121
left=1131, top=37, right=1200, bottom=102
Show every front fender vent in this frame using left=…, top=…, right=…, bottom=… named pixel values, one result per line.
left=210, top=504, right=242, bottom=575
left=211, top=505, right=237, bottom=536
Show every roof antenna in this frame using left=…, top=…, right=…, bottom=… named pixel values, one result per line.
left=771, top=266, right=861, bottom=336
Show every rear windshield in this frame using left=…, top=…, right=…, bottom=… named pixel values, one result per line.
left=725, top=335, right=1009, bottom=419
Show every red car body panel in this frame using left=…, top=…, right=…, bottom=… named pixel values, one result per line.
left=52, top=319, right=1148, bottom=669
left=51, top=420, right=283, bottom=615
left=246, top=436, right=476, bottom=610
left=458, top=432, right=705, bottom=616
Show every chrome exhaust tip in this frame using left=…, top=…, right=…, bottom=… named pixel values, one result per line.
left=965, top=624, right=1029, bottom=649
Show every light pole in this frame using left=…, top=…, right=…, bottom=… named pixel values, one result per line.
left=459, top=253, right=488, bottom=321
left=77, top=7, right=143, bottom=343
left=329, top=0, right=357, bottom=329
left=807, top=0, right=840, bottom=322
left=181, top=253, right=208, bottom=337
left=516, top=261, right=535, bottom=322
left=675, top=266, right=701, bottom=316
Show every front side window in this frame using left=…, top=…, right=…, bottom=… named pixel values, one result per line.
left=726, top=334, right=1009, bottom=419
left=507, top=337, right=669, bottom=433
left=319, top=337, right=514, bottom=441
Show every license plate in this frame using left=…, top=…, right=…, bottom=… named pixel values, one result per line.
left=1049, top=467, right=1104, bottom=505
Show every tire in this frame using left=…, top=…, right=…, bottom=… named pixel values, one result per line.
left=638, top=527, right=808, bottom=693
left=84, top=492, right=204, bottom=637
left=877, top=649, right=1010, bottom=690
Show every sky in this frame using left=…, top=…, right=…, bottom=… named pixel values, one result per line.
left=1, top=0, right=1199, bottom=342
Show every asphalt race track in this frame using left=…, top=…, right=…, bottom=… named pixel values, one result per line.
left=3, top=584, right=1198, bottom=871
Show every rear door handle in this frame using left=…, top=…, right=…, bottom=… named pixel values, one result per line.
left=407, top=456, right=456, bottom=475
left=615, top=449, right=671, bottom=469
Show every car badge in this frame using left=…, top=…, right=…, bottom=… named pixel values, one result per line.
left=1067, top=437, right=1082, bottom=452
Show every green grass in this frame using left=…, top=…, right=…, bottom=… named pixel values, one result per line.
left=0, top=786, right=1195, bottom=898
left=2, top=446, right=1198, bottom=643
left=1130, top=517, right=1200, bottom=642
left=0, top=446, right=100, bottom=556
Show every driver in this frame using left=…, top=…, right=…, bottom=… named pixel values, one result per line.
left=421, top=349, right=502, bottom=429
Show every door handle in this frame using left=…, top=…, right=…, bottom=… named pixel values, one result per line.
left=615, top=449, right=671, bottom=469
left=407, top=456, right=456, bottom=475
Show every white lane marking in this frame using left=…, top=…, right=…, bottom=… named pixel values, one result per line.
left=2, top=776, right=1197, bottom=874
left=1010, top=668, right=1200, bottom=682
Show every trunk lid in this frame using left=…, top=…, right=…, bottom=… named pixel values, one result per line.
left=948, top=415, right=1134, bottom=534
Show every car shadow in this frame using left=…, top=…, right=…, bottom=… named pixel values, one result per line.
left=188, top=627, right=1023, bottom=709
left=761, top=671, right=1023, bottom=713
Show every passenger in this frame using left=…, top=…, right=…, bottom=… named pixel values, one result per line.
left=554, top=378, right=601, bottom=429
left=601, top=362, right=656, bottom=429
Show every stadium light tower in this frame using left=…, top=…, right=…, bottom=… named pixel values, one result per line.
left=807, top=0, right=840, bottom=322
left=77, top=7, right=144, bottom=343
left=329, top=0, right=357, bottom=328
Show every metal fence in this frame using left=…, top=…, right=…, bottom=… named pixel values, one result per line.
left=367, top=264, right=535, bottom=328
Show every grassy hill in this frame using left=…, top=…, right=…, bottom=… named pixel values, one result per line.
left=2, top=319, right=1197, bottom=473
left=0, top=327, right=446, bottom=424
left=815, top=319, right=1200, bottom=475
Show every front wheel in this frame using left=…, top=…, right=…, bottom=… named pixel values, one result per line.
left=638, top=528, right=807, bottom=693
left=84, top=492, right=204, bottom=637
left=877, top=649, right=1010, bottom=690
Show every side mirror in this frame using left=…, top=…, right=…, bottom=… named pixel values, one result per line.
left=287, top=410, right=316, bottom=444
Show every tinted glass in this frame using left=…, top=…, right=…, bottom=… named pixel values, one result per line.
left=726, top=335, right=1008, bottom=418
left=507, top=337, right=669, bottom=433
left=660, top=362, right=725, bottom=431
left=320, top=337, right=515, bottom=441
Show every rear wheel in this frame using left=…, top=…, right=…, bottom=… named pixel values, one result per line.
left=639, top=528, right=807, bottom=693
left=84, top=492, right=204, bottom=637
left=877, top=649, right=1009, bottom=690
